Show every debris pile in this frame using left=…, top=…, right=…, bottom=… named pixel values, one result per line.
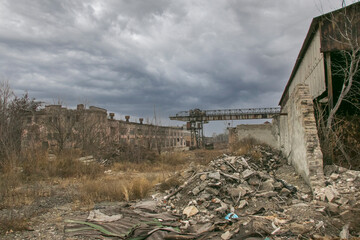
left=314, top=165, right=360, bottom=235
left=159, top=146, right=360, bottom=239
left=65, top=145, right=360, bottom=239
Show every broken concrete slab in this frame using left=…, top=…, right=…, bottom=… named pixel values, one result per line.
left=183, top=206, right=199, bottom=217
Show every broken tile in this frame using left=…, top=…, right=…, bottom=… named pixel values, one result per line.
left=183, top=206, right=199, bottom=217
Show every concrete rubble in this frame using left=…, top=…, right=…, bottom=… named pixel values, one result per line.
left=157, top=146, right=360, bottom=239
left=65, top=145, right=360, bottom=239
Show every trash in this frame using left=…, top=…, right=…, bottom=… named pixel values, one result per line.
left=208, top=171, right=221, bottom=180
left=87, top=209, right=123, bottom=222
left=224, top=213, right=238, bottom=220
left=339, top=223, right=350, bottom=239
left=183, top=206, right=199, bottom=217
left=221, top=231, right=232, bottom=240
left=238, top=200, right=248, bottom=209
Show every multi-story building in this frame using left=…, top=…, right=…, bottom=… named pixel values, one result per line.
left=21, top=104, right=190, bottom=153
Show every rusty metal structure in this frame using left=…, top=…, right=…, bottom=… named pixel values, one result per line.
left=170, top=107, right=282, bottom=148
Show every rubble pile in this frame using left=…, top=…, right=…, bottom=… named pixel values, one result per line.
left=64, top=145, right=360, bottom=239
left=314, top=165, right=360, bottom=233
left=159, top=146, right=360, bottom=239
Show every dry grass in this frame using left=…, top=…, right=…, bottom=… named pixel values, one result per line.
left=231, top=137, right=260, bottom=155
left=21, top=150, right=104, bottom=180
left=77, top=151, right=205, bottom=205
left=193, top=149, right=227, bottom=165
left=230, top=137, right=267, bottom=161
left=0, top=146, right=228, bottom=233
left=1, top=148, right=217, bottom=235
left=112, top=151, right=190, bottom=173
left=158, top=175, right=182, bottom=192
left=78, top=174, right=160, bottom=205
left=0, top=149, right=104, bottom=209
left=0, top=215, right=29, bottom=234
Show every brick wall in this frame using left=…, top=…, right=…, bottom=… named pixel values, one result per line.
left=280, top=84, right=324, bottom=191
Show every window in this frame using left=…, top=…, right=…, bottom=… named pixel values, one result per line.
left=110, top=127, right=115, bottom=136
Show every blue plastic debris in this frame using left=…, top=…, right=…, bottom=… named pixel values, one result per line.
left=225, top=213, right=238, bottom=220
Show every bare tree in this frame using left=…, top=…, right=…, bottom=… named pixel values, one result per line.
left=0, top=80, right=38, bottom=161
left=73, top=104, right=107, bottom=154
left=45, top=102, right=76, bottom=153
left=315, top=2, right=360, bottom=166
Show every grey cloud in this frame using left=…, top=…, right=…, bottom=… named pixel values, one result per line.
left=0, top=0, right=349, bottom=134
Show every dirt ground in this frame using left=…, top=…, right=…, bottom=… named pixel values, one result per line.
left=0, top=146, right=359, bottom=239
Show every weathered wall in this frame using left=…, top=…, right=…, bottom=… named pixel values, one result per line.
left=22, top=104, right=190, bottom=152
left=230, top=123, right=279, bottom=149
left=289, top=29, right=326, bottom=100
left=280, top=84, right=324, bottom=191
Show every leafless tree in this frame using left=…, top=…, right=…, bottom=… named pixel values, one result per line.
left=0, top=80, right=38, bottom=161
left=45, top=101, right=76, bottom=153
left=315, top=3, right=360, bottom=166
left=73, top=104, right=107, bottom=154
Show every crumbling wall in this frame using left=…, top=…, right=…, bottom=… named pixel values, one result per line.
left=231, top=123, right=279, bottom=149
left=280, top=84, right=324, bottom=190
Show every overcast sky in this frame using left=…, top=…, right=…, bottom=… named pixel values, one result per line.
left=0, top=0, right=355, bottom=135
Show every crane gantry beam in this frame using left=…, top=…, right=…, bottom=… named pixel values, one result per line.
left=169, top=107, right=283, bottom=148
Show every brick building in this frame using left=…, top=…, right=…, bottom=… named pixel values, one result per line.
left=22, top=104, right=190, bottom=153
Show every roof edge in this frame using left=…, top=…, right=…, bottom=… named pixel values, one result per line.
left=278, top=2, right=360, bottom=106
left=278, top=17, right=320, bottom=106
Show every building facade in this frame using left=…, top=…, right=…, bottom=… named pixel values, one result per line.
left=22, top=104, right=190, bottom=153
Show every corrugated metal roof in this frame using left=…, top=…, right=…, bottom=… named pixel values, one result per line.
left=65, top=207, right=182, bottom=239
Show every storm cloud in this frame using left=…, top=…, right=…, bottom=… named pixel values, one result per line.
left=0, top=0, right=353, bottom=134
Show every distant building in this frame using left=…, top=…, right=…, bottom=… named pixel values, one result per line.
left=21, top=104, right=190, bottom=153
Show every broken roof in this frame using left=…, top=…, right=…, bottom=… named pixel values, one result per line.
left=279, top=2, right=360, bottom=106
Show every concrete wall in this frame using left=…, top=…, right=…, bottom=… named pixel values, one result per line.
left=229, top=123, right=279, bottom=149
left=280, top=84, right=324, bottom=191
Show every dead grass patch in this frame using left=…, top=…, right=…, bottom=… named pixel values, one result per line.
left=78, top=174, right=161, bottom=205
left=158, top=175, right=182, bottom=192
left=231, top=137, right=264, bottom=156
left=20, top=150, right=104, bottom=180
left=193, top=149, right=226, bottom=165
left=0, top=149, right=104, bottom=209
left=112, top=151, right=190, bottom=173
left=0, top=215, right=29, bottom=234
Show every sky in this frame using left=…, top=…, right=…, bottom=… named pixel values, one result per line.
left=0, top=0, right=355, bottom=135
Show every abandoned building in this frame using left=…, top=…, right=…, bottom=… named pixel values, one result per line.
left=229, top=2, right=360, bottom=191
left=21, top=104, right=190, bottom=153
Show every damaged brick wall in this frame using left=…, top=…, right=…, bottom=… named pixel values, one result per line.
left=280, top=84, right=324, bottom=191
left=21, top=104, right=190, bottom=152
